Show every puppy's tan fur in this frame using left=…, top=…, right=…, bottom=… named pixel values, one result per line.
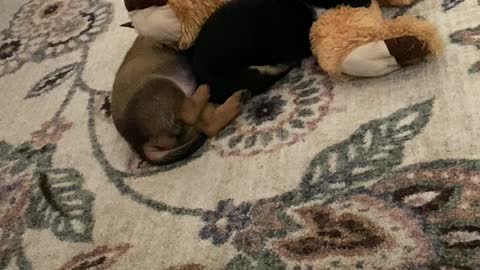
left=112, top=36, right=244, bottom=163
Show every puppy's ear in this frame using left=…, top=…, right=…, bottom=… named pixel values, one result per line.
left=121, top=22, right=134, bottom=28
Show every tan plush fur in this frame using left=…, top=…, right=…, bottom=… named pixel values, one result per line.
left=168, top=0, right=225, bottom=50
left=167, top=0, right=441, bottom=77
left=310, top=1, right=443, bottom=76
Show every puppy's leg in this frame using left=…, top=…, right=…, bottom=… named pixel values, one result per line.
left=198, top=90, right=250, bottom=137
left=177, top=84, right=210, bottom=125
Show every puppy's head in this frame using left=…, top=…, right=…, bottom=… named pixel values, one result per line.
left=124, top=77, right=203, bottom=164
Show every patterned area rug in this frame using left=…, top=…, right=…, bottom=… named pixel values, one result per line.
left=1, top=0, right=479, bottom=269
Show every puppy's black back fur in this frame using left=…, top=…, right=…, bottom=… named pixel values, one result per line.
left=192, top=0, right=314, bottom=103
left=191, top=0, right=371, bottom=104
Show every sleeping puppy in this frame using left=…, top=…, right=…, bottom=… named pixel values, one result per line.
left=191, top=0, right=371, bottom=104
left=112, top=36, right=247, bottom=164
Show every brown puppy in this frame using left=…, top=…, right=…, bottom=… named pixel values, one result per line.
left=112, top=36, right=246, bottom=164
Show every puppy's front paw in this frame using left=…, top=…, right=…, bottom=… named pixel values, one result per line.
left=195, top=84, right=211, bottom=101
left=226, top=90, right=249, bottom=115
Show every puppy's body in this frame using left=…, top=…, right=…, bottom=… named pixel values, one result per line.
left=112, top=36, right=244, bottom=164
left=113, top=36, right=196, bottom=115
left=191, top=0, right=371, bottom=104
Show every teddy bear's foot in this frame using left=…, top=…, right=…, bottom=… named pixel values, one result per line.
left=385, top=36, right=430, bottom=66
left=342, top=41, right=400, bottom=77
left=341, top=35, right=430, bottom=77
left=311, top=4, right=443, bottom=78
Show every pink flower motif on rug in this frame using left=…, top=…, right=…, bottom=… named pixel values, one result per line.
left=233, top=201, right=284, bottom=255
left=0, top=165, right=32, bottom=265
left=0, top=167, right=31, bottom=227
left=209, top=59, right=335, bottom=157
left=30, top=116, right=73, bottom=149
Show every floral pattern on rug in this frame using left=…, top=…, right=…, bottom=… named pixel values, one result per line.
left=442, top=0, right=465, bottom=11
left=222, top=159, right=480, bottom=269
left=0, top=142, right=95, bottom=269
left=199, top=199, right=252, bottom=245
left=30, top=117, right=73, bottom=149
left=0, top=0, right=111, bottom=77
left=272, top=195, right=432, bottom=269
left=450, top=24, right=480, bottom=73
left=0, top=0, right=479, bottom=269
left=210, top=61, right=334, bottom=157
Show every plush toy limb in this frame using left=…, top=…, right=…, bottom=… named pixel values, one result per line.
left=310, top=3, right=384, bottom=76
left=383, top=16, right=443, bottom=58
left=341, top=41, right=402, bottom=77
left=310, top=1, right=443, bottom=77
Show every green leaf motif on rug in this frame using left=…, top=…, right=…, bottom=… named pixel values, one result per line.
left=24, top=63, right=79, bottom=99
left=0, top=142, right=55, bottom=176
left=300, top=99, right=433, bottom=203
left=225, top=255, right=254, bottom=270
left=468, top=61, right=480, bottom=73
left=25, top=168, right=95, bottom=242
left=450, top=24, right=480, bottom=74
left=225, top=252, right=286, bottom=270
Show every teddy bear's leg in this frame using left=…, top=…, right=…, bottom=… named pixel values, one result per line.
left=310, top=4, right=385, bottom=76
left=342, top=33, right=437, bottom=77
left=381, top=16, right=443, bottom=63
left=341, top=41, right=402, bottom=77
left=311, top=3, right=442, bottom=77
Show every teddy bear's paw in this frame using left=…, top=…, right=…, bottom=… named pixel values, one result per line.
left=340, top=36, right=429, bottom=77
left=341, top=41, right=401, bottom=77
left=385, top=35, right=430, bottom=66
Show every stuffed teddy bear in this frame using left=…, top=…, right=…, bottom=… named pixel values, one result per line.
left=124, top=0, right=442, bottom=77
left=310, top=0, right=443, bottom=77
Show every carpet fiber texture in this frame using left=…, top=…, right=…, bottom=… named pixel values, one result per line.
left=1, top=0, right=479, bottom=269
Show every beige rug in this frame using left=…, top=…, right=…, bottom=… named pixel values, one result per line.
left=1, top=0, right=480, bottom=269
